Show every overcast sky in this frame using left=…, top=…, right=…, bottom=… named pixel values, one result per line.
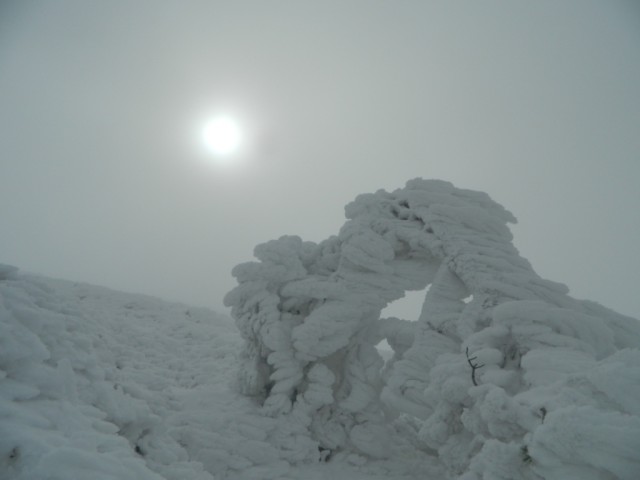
left=1, top=0, right=639, bottom=320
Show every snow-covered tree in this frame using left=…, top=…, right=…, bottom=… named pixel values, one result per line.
left=225, top=179, right=640, bottom=478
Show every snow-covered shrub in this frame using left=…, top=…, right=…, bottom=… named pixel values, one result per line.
left=226, top=178, right=640, bottom=477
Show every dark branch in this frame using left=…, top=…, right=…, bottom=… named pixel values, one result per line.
left=465, top=347, right=485, bottom=386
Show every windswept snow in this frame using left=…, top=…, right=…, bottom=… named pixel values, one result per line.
left=0, top=267, right=433, bottom=479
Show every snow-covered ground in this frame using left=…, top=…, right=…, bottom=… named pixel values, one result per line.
left=4, top=182, right=640, bottom=479
left=0, top=267, right=430, bottom=480
left=2, top=257, right=640, bottom=479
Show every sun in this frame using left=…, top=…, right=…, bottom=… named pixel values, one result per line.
left=201, top=116, right=242, bottom=156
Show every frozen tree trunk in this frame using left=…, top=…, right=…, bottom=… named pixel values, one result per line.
left=225, top=179, right=640, bottom=478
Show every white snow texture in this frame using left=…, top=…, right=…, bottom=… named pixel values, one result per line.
left=1, top=179, right=639, bottom=479
left=225, top=179, right=640, bottom=479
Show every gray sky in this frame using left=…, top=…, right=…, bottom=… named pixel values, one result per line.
left=1, top=0, right=639, bottom=320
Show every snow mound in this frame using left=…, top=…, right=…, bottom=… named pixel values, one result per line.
left=226, top=178, right=640, bottom=479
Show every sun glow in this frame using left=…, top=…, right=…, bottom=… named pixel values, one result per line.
left=201, top=116, right=242, bottom=157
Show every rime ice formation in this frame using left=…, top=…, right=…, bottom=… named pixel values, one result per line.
left=225, top=178, right=640, bottom=479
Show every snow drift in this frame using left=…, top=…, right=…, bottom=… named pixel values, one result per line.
left=225, top=178, right=640, bottom=479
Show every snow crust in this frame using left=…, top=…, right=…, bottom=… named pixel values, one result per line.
left=226, top=178, right=640, bottom=479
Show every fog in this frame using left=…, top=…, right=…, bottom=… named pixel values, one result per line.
left=1, top=0, right=639, bottom=319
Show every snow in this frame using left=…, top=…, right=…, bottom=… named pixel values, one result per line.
left=0, top=268, right=433, bottom=479
left=3, top=179, right=640, bottom=479
left=225, top=178, right=640, bottom=479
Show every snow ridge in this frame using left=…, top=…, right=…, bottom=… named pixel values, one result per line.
left=226, top=178, right=640, bottom=479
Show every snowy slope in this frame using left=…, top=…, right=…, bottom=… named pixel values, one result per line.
left=0, top=266, right=432, bottom=480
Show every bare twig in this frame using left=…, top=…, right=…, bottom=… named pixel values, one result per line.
left=521, top=445, right=533, bottom=464
left=465, top=347, right=485, bottom=386
left=539, top=407, right=547, bottom=424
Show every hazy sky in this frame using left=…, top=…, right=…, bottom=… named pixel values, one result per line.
left=2, top=0, right=639, bottom=320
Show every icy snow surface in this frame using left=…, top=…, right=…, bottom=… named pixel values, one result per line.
left=0, top=269, right=430, bottom=480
